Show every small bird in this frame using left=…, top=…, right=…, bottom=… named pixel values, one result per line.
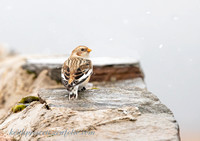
left=61, top=46, right=93, bottom=99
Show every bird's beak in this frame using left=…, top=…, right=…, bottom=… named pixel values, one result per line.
left=87, top=48, right=92, bottom=52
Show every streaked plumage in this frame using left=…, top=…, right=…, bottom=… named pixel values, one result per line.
left=61, top=46, right=93, bottom=99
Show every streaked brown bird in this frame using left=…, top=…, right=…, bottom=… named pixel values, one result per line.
left=61, top=46, right=93, bottom=99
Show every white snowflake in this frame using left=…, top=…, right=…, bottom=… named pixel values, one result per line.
left=146, top=11, right=151, bottom=15
left=159, top=44, right=163, bottom=49
left=173, top=16, right=179, bottom=21
left=123, top=19, right=129, bottom=24
left=109, top=38, right=113, bottom=41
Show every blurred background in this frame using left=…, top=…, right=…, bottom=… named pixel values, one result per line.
left=0, top=0, right=200, bottom=140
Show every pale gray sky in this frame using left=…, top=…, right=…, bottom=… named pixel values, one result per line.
left=0, top=0, right=200, bottom=133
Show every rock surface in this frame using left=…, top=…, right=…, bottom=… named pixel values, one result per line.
left=0, top=55, right=180, bottom=141
left=0, top=131, right=15, bottom=141
left=22, top=56, right=144, bottom=82
left=0, top=55, right=63, bottom=121
left=38, top=79, right=166, bottom=113
left=0, top=79, right=180, bottom=141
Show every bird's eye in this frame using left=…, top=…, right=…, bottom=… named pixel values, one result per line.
left=81, top=48, right=84, bottom=51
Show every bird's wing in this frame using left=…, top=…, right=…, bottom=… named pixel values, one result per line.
left=61, top=63, right=70, bottom=87
left=61, top=58, right=93, bottom=90
left=74, top=59, right=93, bottom=85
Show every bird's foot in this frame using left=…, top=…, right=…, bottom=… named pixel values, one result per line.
left=78, top=87, right=86, bottom=92
left=69, top=93, right=78, bottom=100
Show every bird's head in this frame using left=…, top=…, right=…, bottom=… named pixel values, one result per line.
left=71, top=45, right=92, bottom=58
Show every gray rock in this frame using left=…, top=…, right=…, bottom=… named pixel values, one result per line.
left=0, top=79, right=180, bottom=141
left=38, top=85, right=169, bottom=114
left=22, top=56, right=144, bottom=82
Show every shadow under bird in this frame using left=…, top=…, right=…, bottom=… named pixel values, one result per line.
left=61, top=46, right=93, bottom=99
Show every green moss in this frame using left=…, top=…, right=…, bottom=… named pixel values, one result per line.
left=26, top=70, right=37, bottom=79
left=91, top=87, right=99, bottom=90
left=19, top=96, right=39, bottom=104
left=12, top=105, right=26, bottom=113
left=26, top=70, right=34, bottom=74
left=56, top=79, right=62, bottom=84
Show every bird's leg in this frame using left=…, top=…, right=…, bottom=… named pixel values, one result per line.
left=74, top=86, right=79, bottom=99
left=68, top=91, right=73, bottom=100
left=69, top=86, right=79, bottom=100
left=78, top=86, right=86, bottom=92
